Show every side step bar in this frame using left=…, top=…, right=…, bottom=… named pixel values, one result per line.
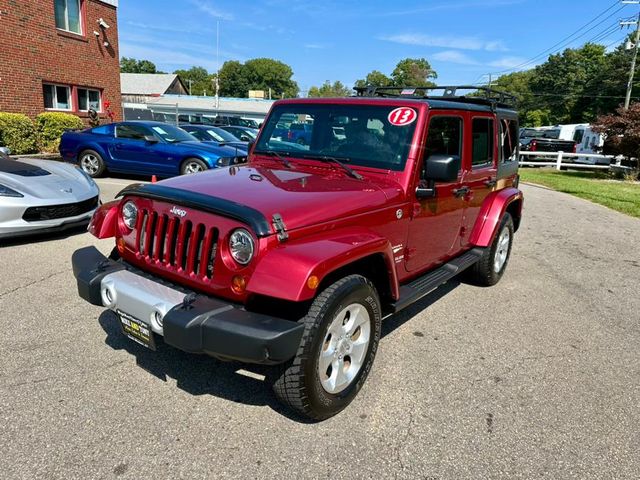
left=390, top=248, right=485, bottom=314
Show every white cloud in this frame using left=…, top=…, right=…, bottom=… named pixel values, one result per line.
left=188, top=1, right=234, bottom=21
left=380, top=33, right=507, bottom=52
left=304, top=43, right=328, bottom=49
left=432, top=50, right=479, bottom=65
left=383, top=0, right=525, bottom=16
left=489, top=56, right=528, bottom=69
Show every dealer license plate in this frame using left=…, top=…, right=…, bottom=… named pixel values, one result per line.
left=117, top=310, right=156, bottom=351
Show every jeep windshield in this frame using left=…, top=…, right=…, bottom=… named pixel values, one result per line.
left=255, top=104, right=418, bottom=171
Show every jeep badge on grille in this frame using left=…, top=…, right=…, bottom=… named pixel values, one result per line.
left=170, top=206, right=187, bottom=217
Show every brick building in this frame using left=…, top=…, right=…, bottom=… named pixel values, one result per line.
left=0, top=0, right=122, bottom=122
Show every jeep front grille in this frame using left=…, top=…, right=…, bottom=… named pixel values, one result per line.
left=136, top=209, right=219, bottom=279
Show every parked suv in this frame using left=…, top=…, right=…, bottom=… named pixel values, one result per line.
left=72, top=86, right=523, bottom=420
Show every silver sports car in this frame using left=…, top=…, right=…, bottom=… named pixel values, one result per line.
left=0, top=152, right=100, bottom=239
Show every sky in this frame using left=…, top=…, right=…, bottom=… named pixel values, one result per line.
left=118, top=0, right=638, bottom=95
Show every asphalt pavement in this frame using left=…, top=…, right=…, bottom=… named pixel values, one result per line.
left=1, top=178, right=639, bottom=479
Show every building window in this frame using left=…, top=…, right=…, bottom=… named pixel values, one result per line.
left=55, top=0, right=82, bottom=35
left=43, top=84, right=72, bottom=110
left=78, top=88, right=101, bottom=112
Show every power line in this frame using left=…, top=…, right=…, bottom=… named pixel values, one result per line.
left=490, top=1, right=628, bottom=75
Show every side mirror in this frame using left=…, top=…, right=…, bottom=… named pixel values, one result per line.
left=424, top=154, right=461, bottom=182
left=144, top=135, right=159, bottom=143
left=416, top=154, right=461, bottom=199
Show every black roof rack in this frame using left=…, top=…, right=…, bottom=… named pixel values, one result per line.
left=353, top=85, right=517, bottom=110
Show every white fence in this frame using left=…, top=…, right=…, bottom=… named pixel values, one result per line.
left=519, top=151, right=628, bottom=170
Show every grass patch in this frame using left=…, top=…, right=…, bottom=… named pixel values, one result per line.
left=519, top=168, right=640, bottom=218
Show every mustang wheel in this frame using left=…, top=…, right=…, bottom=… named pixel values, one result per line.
left=79, top=150, right=105, bottom=178
left=271, top=274, right=381, bottom=420
left=468, top=212, right=514, bottom=286
left=181, top=158, right=208, bottom=175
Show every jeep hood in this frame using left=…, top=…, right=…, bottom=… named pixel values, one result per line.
left=147, top=164, right=402, bottom=233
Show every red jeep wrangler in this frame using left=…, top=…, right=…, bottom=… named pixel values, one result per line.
left=72, top=86, right=523, bottom=420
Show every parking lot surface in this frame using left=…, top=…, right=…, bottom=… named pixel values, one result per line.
left=1, top=178, right=639, bottom=479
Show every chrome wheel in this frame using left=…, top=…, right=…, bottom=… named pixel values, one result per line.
left=184, top=161, right=204, bottom=174
left=318, top=303, right=371, bottom=394
left=81, top=153, right=100, bottom=175
left=494, top=227, right=511, bottom=273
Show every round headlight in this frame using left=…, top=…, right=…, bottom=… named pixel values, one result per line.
left=229, top=229, right=254, bottom=265
left=122, top=201, right=138, bottom=230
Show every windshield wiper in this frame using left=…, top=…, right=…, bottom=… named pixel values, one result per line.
left=254, top=150, right=292, bottom=168
left=302, top=154, right=363, bottom=180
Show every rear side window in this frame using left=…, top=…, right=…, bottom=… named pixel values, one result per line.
left=90, top=125, right=111, bottom=136
left=472, top=118, right=494, bottom=167
left=500, top=119, right=518, bottom=162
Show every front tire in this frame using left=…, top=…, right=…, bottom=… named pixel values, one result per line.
left=79, top=149, right=105, bottom=178
left=271, top=275, right=382, bottom=420
left=180, top=158, right=208, bottom=175
left=467, top=213, right=514, bottom=286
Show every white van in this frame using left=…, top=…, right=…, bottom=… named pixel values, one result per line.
left=539, top=123, right=607, bottom=165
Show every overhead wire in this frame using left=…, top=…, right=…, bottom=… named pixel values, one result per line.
left=489, top=1, right=629, bottom=75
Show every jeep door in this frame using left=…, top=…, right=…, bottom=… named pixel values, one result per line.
left=459, top=115, right=498, bottom=246
left=405, top=113, right=467, bottom=272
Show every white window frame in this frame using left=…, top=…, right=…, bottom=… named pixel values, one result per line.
left=77, top=88, right=102, bottom=112
left=55, top=0, right=83, bottom=35
left=43, top=83, right=73, bottom=111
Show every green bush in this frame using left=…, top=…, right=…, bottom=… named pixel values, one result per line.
left=0, top=113, right=38, bottom=154
left=36, top=112, right=84, bottom=153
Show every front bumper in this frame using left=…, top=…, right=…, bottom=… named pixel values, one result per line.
left=71, top=246, right=304, bottom=364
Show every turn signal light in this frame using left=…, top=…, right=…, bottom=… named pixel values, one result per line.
left=117, top=237, right=126, bottom=254
left=231, top=275, right=247, bottom=294
left=307, top=275, right=319, bottom=290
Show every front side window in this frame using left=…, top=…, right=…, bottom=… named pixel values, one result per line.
left=115, top=124, right=151, bottom=140
left=43, top=84, right=72, bottom=110
left=256, top=104, right=418, bottom=171
left=471, top=118, right=494, bottom=167
left=55, top=0, right=82, bottom=34
left=78, top=88, right=101, bottom=111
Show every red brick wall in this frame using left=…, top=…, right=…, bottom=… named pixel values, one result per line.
left=0, top=0, right=122, bottom=122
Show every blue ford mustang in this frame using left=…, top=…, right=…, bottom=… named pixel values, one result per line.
left=59, top=121, right=247, bottom=178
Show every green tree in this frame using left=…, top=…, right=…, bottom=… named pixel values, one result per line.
left=354, top=70, right=393, bottom=88
left=308, top=80, right=351, bottom=97
left=120, top=57, right=159, bottom=74
left=218, top=58, right=298, bottom=98
left=173, top=66, right=216, bottom=96
left=391, top=58, right=437, bottom=87
left=244, top=58, right=298, bottom=98
left=355, top=59, right=437, bottom=90
left=530, top=43, right=607, bottom=123
left=218, top=60, right=250, bottom=97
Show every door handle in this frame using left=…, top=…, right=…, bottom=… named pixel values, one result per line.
left=453, top=186, right=470, bottom=197
left=484, top=178, right=497, bottom=188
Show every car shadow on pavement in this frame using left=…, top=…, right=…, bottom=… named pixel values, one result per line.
left=0, top=224, right=89, bottom=247
left=97, top=310, right=314, bottom=422
left=96, top=279, right=461, bottom=422
left=382, top=279, right=460, bottom=338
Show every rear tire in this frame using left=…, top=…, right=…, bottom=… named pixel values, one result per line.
left=180, top=158, right=208, bottom=175
left=467, top=213, right=514, bottom=286
left=79, top=149, right=105, bottom=178
left=270, top=275, right=381, bottom=420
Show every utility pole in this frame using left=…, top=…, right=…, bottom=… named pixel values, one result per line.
left=188, top=79, right=192, bottom=95
left=622, top=1, right=640, bottom=109
left=215, top=20, right=220, bottom=111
